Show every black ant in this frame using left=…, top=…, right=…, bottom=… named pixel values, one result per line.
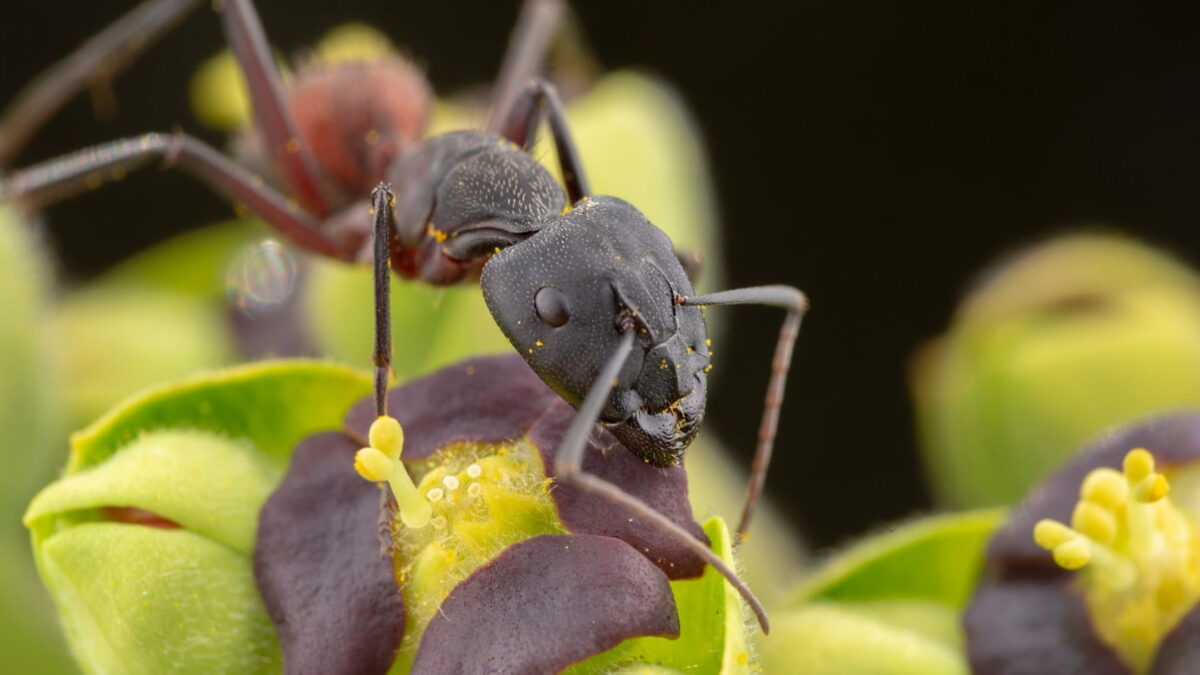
left=0, top=0, right=807, bottom=633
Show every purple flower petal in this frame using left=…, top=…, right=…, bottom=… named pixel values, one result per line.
left=345, top=354, right=708, bottom=578
left=1152, top=602, right=1200, bottom=674
left=966, top=412, right=1200, bottom=674
left=344, top=354, right=558, bottom=459
left=986, top=413, right=1200, bottom=571
left=255, top=432, right=404, bottom=675
left=965, top=578, right=1128, bottom=674
left=530, top=400, right=708, bottom=579
left=412, top=533, right=679, bottom=674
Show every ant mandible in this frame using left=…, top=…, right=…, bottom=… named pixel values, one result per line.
left=0, top=0, right=807, bottom=633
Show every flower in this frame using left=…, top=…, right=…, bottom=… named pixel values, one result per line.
left=965, top=412, right=1200, bottom=674
left=25, top=356, right=752, bottom=673
left=256, top=353, right=750, bottom=673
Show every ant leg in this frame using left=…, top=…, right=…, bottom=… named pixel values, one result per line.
left=553, top=330, right=771, bottom=634
left=486, top=0, right=565, bottom=136
left=0, top=0, right=205, bottom=164
left=369, top=184, right=394, bottom=416
left=682, top=286, right=808, bottom=535
left=0, top=132, right=348, bottom=260
left=217, top=0, right=335, bottom=217
left=496, top=79, right=589, bottom=203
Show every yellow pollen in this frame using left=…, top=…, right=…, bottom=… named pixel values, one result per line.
left=425, top=223, right=449, bottom=243
left=285, top=138, right=301, bottom=153
left=365, top=129, right=381, bottom=145
left=535, top=340, right=544, bottom=347
left=467, top=482, right=482, bottom=497
left=426, top=488, right=444, bottom=503
left=466, top=463, right=482, bottom=478
left=442, top=475, right=460, bottom=491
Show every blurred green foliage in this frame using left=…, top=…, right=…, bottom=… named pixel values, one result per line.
left=761, top=509, right=1001, bottom=674
left=25, top=361, right=370, bottom=673
left=913, top=234, right=1200, bottom=508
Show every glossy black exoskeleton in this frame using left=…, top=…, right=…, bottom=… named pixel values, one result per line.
left=1, top=0, right=807, bottom=632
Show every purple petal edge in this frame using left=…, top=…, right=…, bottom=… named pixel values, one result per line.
left=412, top=533, right=680, bottom=675
left=254, top=432, right=404, bottom=675
left=345, top=354, right=709, bottom=578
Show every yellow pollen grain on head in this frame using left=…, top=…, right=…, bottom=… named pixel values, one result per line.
left=365, top=129, right=381, bottom=145
left=1124, top=448, right=1156, bottom=483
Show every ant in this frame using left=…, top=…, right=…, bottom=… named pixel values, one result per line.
left=0, top=0, right=807, bottom=633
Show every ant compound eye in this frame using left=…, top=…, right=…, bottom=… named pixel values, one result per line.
left=534, top=287, right=571, bottom=327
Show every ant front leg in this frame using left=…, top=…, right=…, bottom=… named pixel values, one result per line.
left=0, top=132, right=348, bottom=260
left=369, top=183, right=395, bottom=416
left=681, top=286, right=808, bottom=536
left=553, top=330, right=771, bottom=634
left=495, top=79, right=589, bottom=204
left=0, top=0, right=205, bottom=164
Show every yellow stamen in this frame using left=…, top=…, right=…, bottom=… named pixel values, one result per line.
left=356, top=416, right=431, bottom=529
left=1031, top=448, right=1200, bottom=672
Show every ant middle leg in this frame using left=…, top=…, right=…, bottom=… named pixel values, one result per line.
left=0, top=131, right=348, bottom=260
left=495, top=79, right=589, bottom=204
left=0, top=0, right=206, bottom=165
left=681, top=286, right=808, bottom=536
left=551, top=330, right=772, bottom=634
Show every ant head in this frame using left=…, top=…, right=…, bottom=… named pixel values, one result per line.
left=481, top=197, right=710, bottom=466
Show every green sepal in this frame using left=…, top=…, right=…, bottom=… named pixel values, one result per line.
left=67, top=359, right=370, bottom=473
left=566, top=517, right=753, bottom=674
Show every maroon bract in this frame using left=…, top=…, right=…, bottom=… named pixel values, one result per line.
left=256, top=354, right=709, bottom=673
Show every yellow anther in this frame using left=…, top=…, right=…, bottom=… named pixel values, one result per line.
left=1073, top=501, right=1118, bottom=545
left=426, top=487, right=444, bottom=503
left=1081, top=468, right=1128, bottom=509
left=1034, top=519, right=1076, bottom=550
left=1134, top=474, right=1170, bottom=503
left=362, top=416, right=430, bottom=529
left=443, top=475, right=460, bottom=490
left=369, top=416, right=405, bottom=460
left=1054, top=538, right=1092, bottom=570
left=354, top=447, right=394, bottom=482
left=466, top=463, right=482, bottom=479
left=1124, top=448, right=1156, bottom=483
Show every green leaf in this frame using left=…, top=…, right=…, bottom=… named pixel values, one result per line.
left=67, top=359, right=370, bottom=473
left=790, top=509, right=1003, bottom=608
left=566, top=517, right=753, bottom=674
left=758, top=510, right=1002, bottom=675
left=761, top=601, right=967, bottom=675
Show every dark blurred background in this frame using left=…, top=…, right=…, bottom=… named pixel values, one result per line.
left=4, top=1, right=1200, bottom=549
